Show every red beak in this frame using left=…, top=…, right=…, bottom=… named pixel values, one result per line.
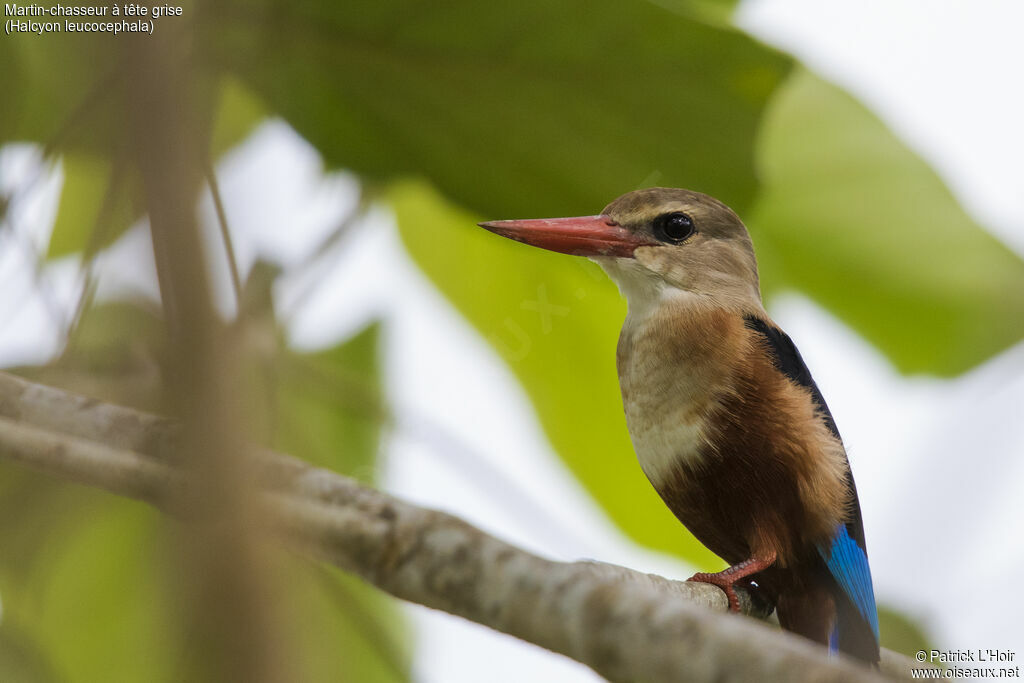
left=478, top=215, right=654, bottom=258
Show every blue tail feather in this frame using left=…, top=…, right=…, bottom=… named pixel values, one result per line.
left=817, top=524, right=880, bottom=643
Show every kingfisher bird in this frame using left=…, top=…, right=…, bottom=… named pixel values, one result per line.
left=478, top=188, right=880, bottom=664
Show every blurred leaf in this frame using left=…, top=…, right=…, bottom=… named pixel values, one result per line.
left=0, top=618, right=63, bottom=683
left=209, top=76, right=268, bottom=160
left=15, top=300, right=167, bottom=412
left=211, top=0, right=790, bottom=218
left=278, top=323, right=385, bottom=481
left=750, top=68, right=1024, bottom=375
left=878, top=605, right=932, bottom=659
left=0, top=26, right=120, bottom=151
left=392, top=180, right=720, bottom=565
left=0, top=468, right=94, bottom=586
left=0, top=497, right=176, bottom=683
left=48, top=154, right=141, bottom=259
left=283, top=563, right=410, bottom=683
left=672, top=0, right=744, bottom=24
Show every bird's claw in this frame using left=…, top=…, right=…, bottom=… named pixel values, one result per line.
left=688, top=571, right=743, bottom=612
left=686, top=553, right=777, bottom=613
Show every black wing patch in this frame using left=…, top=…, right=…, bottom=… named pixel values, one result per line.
left=742, top=314, right=840, bottom=440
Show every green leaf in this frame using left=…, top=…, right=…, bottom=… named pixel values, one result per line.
left=283, top=563, right=410, bottom=683
left=0, top=496, right=177, bottom=683
left=0, top=26, right=119, bottom=150
left=750, top=68, right=1024, bottom=375
left=878, top=605, right=933, bottom=659
left=213, top=0, right=790, bottom=218
left=48, top=154, right=141, bottom=259
left=392, top=180, right=721, bottom=566
left=0, top=468, right=95, bottom=586
left=0, top=620, right=61, bottom=683
left=278, top=323, right=385, bottom=482
left=209, top=77, right=268, bottom=160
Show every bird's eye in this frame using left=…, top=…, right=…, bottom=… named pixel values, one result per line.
left=653, top=212, right=695, bottom=243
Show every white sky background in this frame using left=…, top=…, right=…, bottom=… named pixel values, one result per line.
left=1, top=0, right=1023, bottom=679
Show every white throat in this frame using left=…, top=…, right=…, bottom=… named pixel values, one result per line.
left=592, top=256, right=696, bottom=322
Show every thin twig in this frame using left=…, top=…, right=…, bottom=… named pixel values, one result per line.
left=205, top=159, right=244, bottom=307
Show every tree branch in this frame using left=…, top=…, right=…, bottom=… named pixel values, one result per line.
left=0, top=371, right=919, bottom=682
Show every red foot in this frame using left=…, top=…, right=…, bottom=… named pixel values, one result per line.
left=687, top=552, right=777, bottom=613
